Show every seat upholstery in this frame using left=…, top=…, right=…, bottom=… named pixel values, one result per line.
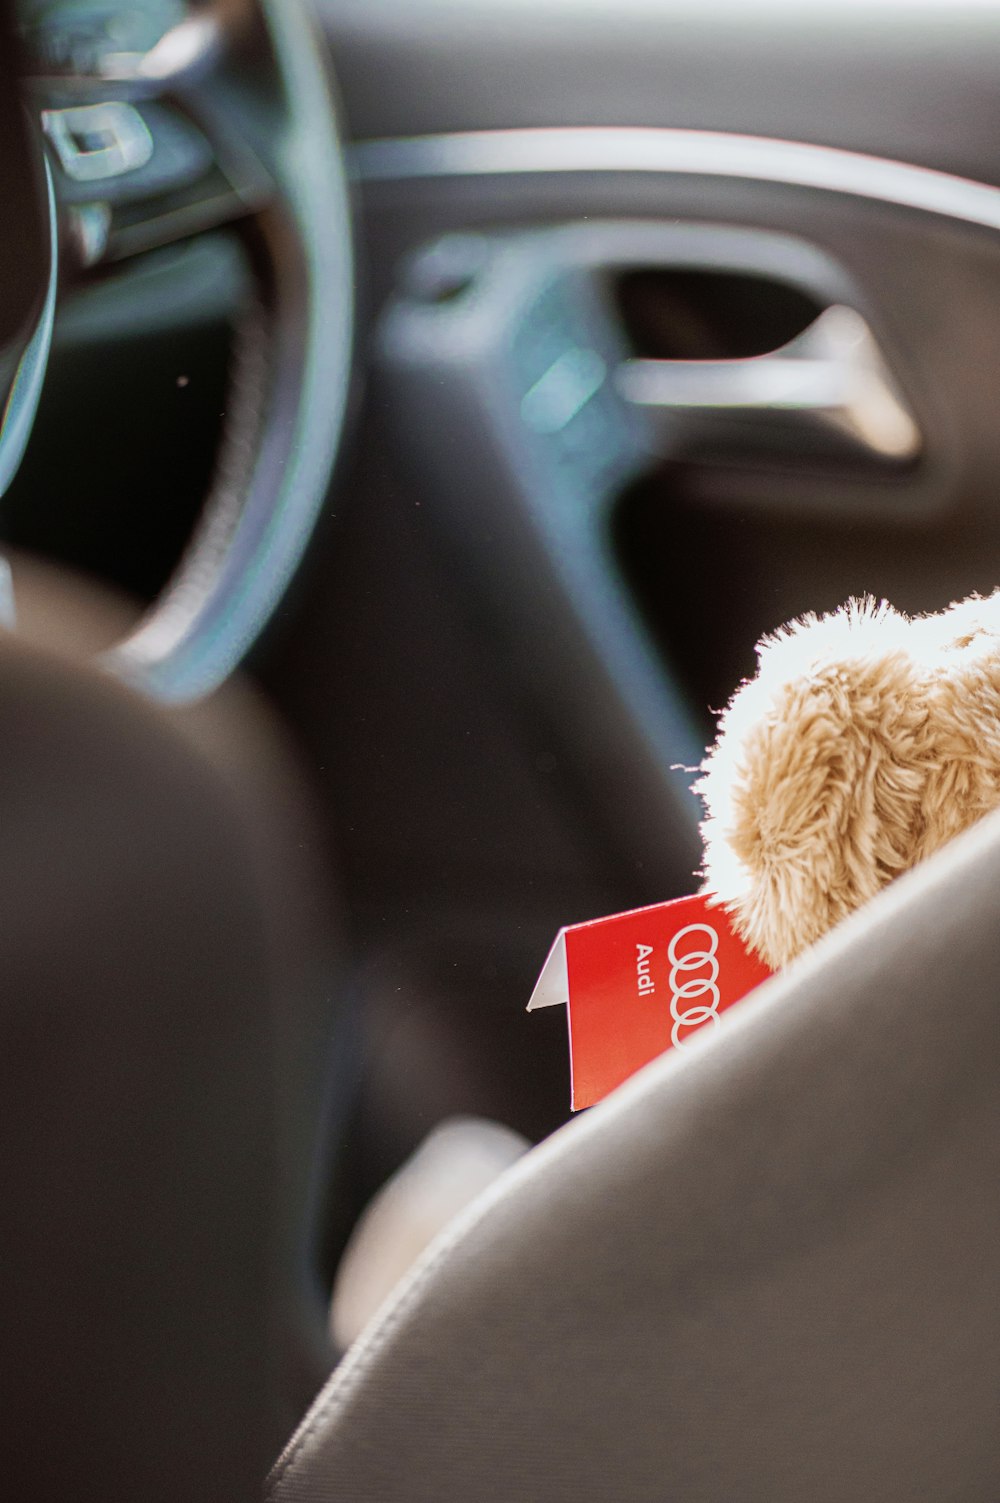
left=0, top=592, right=339, bottom=1501
left=270, top=803, right=1000, bottom=1502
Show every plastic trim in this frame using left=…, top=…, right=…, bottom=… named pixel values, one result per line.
left=351, top=125, right=1000, bottom=235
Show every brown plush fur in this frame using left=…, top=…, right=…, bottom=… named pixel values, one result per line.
left=695, top=592, right=1000, bottom=969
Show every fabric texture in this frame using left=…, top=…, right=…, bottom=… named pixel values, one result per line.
left=0, top=573, right=340, bottom=1501
left=271, top=800, right=1000, bottom=1503
left=699, top=591, right=1000, bottom=967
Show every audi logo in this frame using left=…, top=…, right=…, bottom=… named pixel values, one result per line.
left=667, top=923, right=720, bottom=1048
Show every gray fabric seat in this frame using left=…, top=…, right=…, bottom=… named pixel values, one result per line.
left=270, top=807, right=1000, bottom=1502
left=0, top=562, right=341, bottom=1500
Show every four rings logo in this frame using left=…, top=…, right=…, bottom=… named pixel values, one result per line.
left=666, top=923, right=721, bottom=1048
left=548, top=894, right=771, bottom=1109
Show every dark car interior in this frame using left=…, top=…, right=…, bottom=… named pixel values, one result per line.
left=3, top=2, right=999, bottom=1498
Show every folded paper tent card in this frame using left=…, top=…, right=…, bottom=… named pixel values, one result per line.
left=528, top=892, right=771, bottom=1109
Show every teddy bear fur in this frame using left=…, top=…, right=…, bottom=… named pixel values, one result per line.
left=695, top=591, right=1000, bottom=969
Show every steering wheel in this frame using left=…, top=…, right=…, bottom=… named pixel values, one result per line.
left=0, top=0, right=353, bottom=701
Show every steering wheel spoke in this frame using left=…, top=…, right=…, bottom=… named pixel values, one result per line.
left=28, top=8, right=276, bottom=273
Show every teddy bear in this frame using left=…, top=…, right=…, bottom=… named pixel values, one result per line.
left=695, top=591, right=1000, bottom=970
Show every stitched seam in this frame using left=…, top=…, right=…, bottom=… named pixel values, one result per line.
left=265, top=1141, right=554, bottom=1495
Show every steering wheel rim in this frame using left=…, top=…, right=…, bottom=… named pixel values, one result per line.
left=8, top=0, right=354, bottom=703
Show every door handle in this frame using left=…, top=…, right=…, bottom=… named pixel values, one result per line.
left=615, top=304, right=921, bottom=462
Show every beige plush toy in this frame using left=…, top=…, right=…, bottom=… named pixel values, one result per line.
left=696, top=592, right=1000, bottom=970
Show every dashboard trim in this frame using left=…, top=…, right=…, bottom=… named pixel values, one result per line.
left=351, top=126, right=1000, bottom=234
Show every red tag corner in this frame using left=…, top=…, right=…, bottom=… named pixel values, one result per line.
left=528, top=893, right=771, bottom=1110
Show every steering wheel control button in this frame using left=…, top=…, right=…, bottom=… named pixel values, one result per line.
left=528, top=893, right=771, bottom=1109
left=65, top=202, right=113, bottom=268
left=42, top=100, right=218, bottom=256
left=42, top=102, right=153, bottom=184
left=22, top=2, right=189, bottom=92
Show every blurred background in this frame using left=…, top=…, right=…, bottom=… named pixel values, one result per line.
left=9, top=0, right=1000, bottom=1398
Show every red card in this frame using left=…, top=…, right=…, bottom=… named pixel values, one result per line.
left=528, top=894, right=771, bottom=1110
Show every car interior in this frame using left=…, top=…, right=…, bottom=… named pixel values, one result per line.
left=3, top=1, right=999, bottom=1498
